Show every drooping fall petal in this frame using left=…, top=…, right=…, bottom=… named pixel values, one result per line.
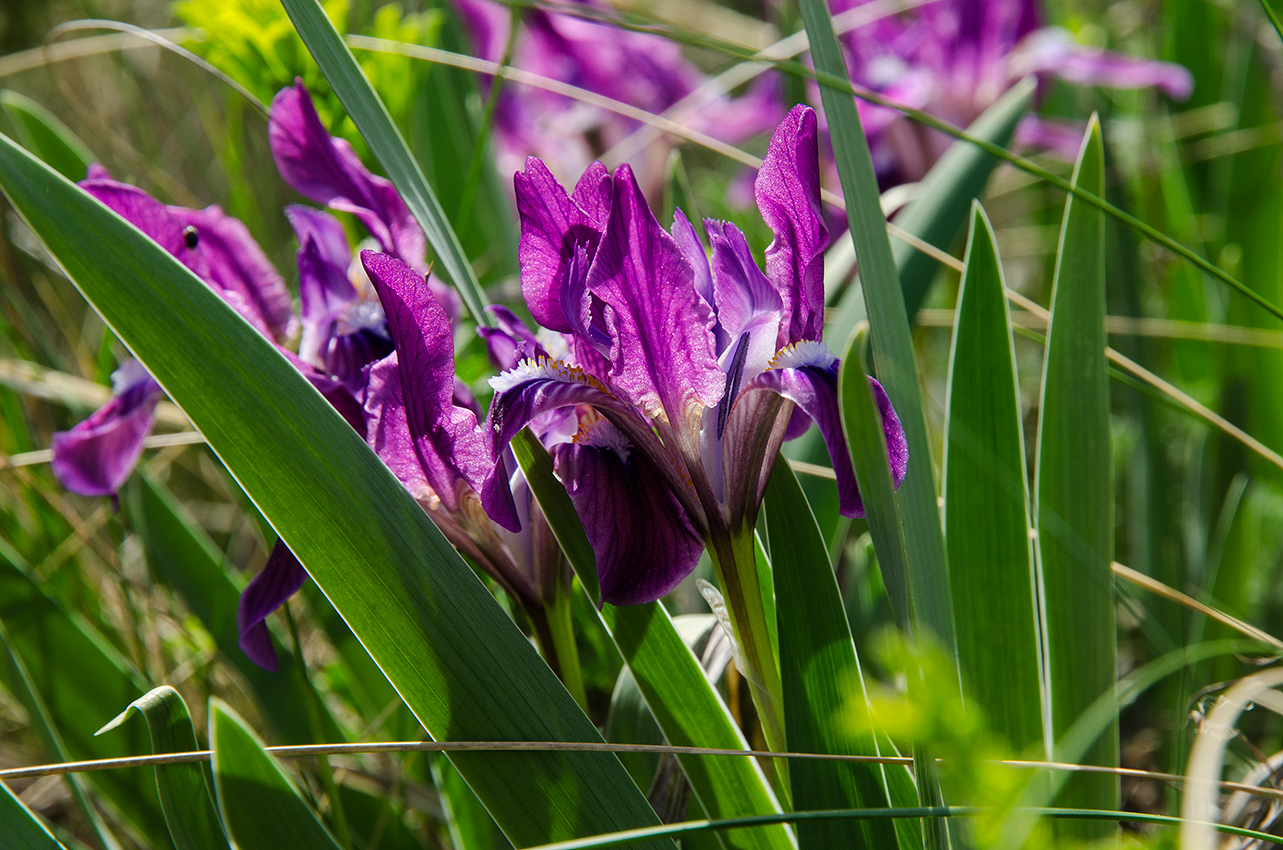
left=237, top=540, right=308, bottom=671
left=552, top=421, right=704, bottom=606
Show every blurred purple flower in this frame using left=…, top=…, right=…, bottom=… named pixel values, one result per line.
left=481, top=104, right=908, bottom=606
left=453, top=0, right=779, bottom=192
left=831, top=0, right=1194, bottom=183
left=50, top=361, right=163, bottom=498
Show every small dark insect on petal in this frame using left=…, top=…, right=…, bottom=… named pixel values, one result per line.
left=182, top=225, right=199, bottom=250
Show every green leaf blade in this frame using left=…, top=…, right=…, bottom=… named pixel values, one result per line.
left=98, top=686, right=227, bottom=850
left=943, top=205, right=1043, bottom=754
left=1034, top=117, right=1118, bottom=836
left=210, top=700, right=343, bottom=850
left=0, top=133, right=671, bottom=849
left=0, top=778, right=69, bottom=850
left=764, top=458, right=896, bottom=850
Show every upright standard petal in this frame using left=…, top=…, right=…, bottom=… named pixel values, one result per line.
left=741, top=342, right=908, bottom=517
left=290, top=206, right=359, bottom=365
left=514, top=158, right=611, bottom=332
left=552, top=420, right=704, bottom=606
left=754, top=104, right=828, bottom=346
left=706, top=220, right=782, bottom=378
left=362, top=251, right=490, bottom=511
left=270, top=81, right=426, bottom=268
left=50, top=362, right=164, bottom=497
left=237, top=540, right=308, bottom=671
left=587, top=165, right=723, bottom=430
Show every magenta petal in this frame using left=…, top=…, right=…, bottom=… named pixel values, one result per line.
left=362, top=251, right=490, bottom=511
left=270, top=81, right=426, bottom=268
left=553, top=434, right=703, bottom=606
left=51, top=364, right=163, bottom=497
left=588, top=165, right=723, bottom=428
left=170, top=205, right=294, bottom=341
left=706, top=220, right=782, bottom=376
left=237, top=540, right=308, bottom=671
left=744, top=352, right=907, bottom=518
left=478, top=304, right=546, bottom=371
left=754, top=104, right=828, bottom=347
left=81, top=179, right=209, bottom=279
left=514, top=158, right=610, bottom=332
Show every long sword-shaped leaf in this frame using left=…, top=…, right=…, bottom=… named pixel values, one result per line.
left=0, top=778, right=69, bottom=850
left=0, top=134, right=671, bottom=849
left=96, top=687, right=227, bottom=850
left=798, top=0, right=955, bottom=659
left=279, top=0, right=489, bottom=326
left=1033, top=117, right=1118, bottom=839
left=943, top=205, right=1044, bottom=756
left=511, top=431, right=794, bottom=850
left=209, top=699, right=342, bottom=850
left=0, top=91, right=93, bottom=183
left=763, top=459, right=896, bottom=850
left=800, top=4, right=953, bottom=847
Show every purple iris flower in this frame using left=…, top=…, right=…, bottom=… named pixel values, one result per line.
left=831, top=0, right=1193, bottom=184
left=477, top=103, right=907, bottom=607
left=452, top=0, right=779, bottom=192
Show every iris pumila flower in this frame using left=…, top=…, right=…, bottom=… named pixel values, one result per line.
left=452, top=0, right=778, bottom=192
left=469, top=103, right=906, bottom=747
left=358, top=254, right=581, bottom=687
left=832, top=0, right=1193, bottom=184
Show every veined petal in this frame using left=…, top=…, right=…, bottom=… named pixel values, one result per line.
left=744, top=343, right=908, bottom=517
left=514, top=158, right=610, bottom=332
left=478, top=304, right=547, bottom=371
left=483, top=357, right=702, bottom=531
left=289, top=206, right=357, bottom=343
left=706, top=220, right=781, bottom=379
left=755, top=104, right=828, bottom=346
left=588, top=165, right=723, bottom=429
left=552, top=420, right=704, bottom=606
left=50, top=362, right=164, bottom=497
left=236, top=540, right=308, bottom=671
left=270, top=81, right=426, bottom=268
left=364, top=353, right=436, bottom=501
left=362, top=252, right=490, bottom=511
left=170, top=205, right=295, bottom=341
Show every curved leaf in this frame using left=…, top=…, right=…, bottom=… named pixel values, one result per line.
left=97, top=686, right=227, bottom=850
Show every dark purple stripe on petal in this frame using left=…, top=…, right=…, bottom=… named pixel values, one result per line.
left=237, top=540, right=308, bottom=671
left=755, top=104, right=828, bottom=347
left=553, top=433, right=704, bottom=606
left=51, top=366, right=163, bottom=497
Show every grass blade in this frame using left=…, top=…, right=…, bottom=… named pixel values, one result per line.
left=0, top=778, right=69, bottom=850
left=280, top=0, right=489, bottom=326
left=96, top=686, right=227, bottom=850
left=0, top=133, right=672, bottom=848
left=0, top=91, right=92, bottom=183
left=209, top=699, right=342, bottom=850
left=763, top=458, right=896, bottom=850
left=943, top=205, right=1043, bottom=755
left=1033, top=117, right=1118, bottom=838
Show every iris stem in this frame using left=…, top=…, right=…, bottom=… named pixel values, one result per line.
left=544, top=588, right=589, bottom=713
left=707, top=528, right=790, bottom=801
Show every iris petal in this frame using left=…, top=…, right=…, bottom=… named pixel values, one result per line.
left=236, top=541, right=308, bottom=671
left=50, top=364, right=163, bottom=497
